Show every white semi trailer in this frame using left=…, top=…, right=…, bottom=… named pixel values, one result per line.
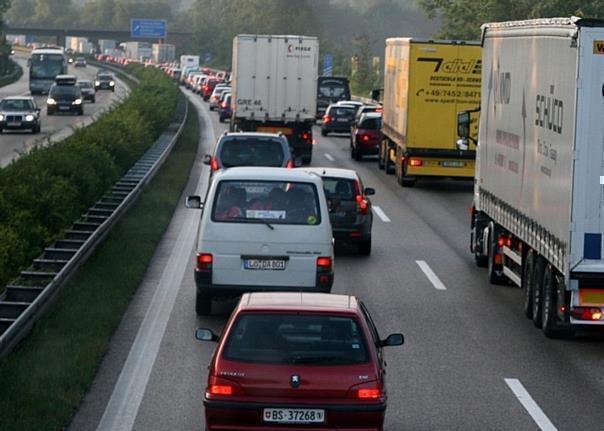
left=458, top=17, right=604, bottom=337
left=231, top=34, right=318, bottom=164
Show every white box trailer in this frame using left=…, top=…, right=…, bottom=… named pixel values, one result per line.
left=231, top=34, right=319, bottom=163
left=465, top=17, right=604, bottom=336
left=180, top=55, right=199, bottom=70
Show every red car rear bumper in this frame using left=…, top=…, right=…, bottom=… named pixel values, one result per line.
left=204, top=398, right=385, bottom=430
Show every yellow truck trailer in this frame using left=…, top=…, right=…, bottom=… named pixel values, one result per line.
left=379, top=38, right=481, bottom=186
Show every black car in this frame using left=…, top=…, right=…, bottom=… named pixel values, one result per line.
left=316, top=76, right=351, bottom=119
left=95, top=72, right=115, bottom=91
left=74, top=57, right=87, bottom=68
left=304, top=167, right=374, bottom=255
left=0, top=96, right=41, bottom=134
left=204, top=132, right=295, bottom=177
left=321, top=103, right=357, bottom=136
left=77, top=80, right=96, bottom=103
left=47, top=83, right=83, bottom=116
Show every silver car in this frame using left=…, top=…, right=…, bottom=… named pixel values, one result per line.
left=209, top=86, right=231, bottom=111
left=0, top=96, right=41, bottom=134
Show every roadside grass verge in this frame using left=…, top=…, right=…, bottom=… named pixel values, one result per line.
left=0, top=60, right=23, bottom=88
left=0, top=99, right=199, bottom=431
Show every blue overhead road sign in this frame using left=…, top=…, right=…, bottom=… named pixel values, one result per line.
left=323, top=54, right=333, bottom=77
left=130, top=19, right=167, bottom=39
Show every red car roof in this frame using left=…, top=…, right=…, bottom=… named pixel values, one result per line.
left=237, top=292, right=359, bottom=314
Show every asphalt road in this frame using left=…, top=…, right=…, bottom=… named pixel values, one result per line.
left=0, top=54, right=129, bottom=168
left=69, top=89, right=604, bottom=431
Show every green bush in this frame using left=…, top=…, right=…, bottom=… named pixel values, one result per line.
left=0, top=66, right=178, bottom=291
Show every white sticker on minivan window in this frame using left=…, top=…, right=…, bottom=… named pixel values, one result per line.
left=246, top=210, right=286, bottom=219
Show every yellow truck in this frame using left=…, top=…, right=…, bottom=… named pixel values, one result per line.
left=378, top=38, right=481, bottom=186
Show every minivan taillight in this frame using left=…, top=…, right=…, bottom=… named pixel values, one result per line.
left=316, top=256, right=333, bottom=290
left=197, top=253, right=213, bottom=270
left=210, top=157, right=219, bottom=171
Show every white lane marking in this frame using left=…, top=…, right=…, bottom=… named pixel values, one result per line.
left=600, top=176, right=604, bottom=185
left=97, top=92, right=209, bottom=431
left=372, top=206, right=391, bottom=223
left=504, top=378, right=557, bottom=431
left=416, top=261, right=447, bottom=290
left=324, top=153, right=335, bottom=162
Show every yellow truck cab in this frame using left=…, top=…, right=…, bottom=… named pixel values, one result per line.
left=379, top=38, right=481, bottom=186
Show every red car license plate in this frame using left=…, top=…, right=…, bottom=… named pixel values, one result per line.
left=263, top=408, right=325, bottom=423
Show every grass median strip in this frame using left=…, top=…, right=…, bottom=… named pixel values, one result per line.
left=0, top=99, right=200, bottom=431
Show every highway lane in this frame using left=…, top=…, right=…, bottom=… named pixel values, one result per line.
left=0, top=54, right=130, bottom=168
left=69, top=91, right=604, bottom=430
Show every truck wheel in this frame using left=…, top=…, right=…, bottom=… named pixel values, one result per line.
left=487, top=224, right=506, bottom=285
left=532, top=256, right=547, bottom=328
left=378, top=147, right=385, bottom=170
left=195, top=291, right=212, bottom=316
left=541, top=265, right=568, bottom=338
left=359, top=237, right=371, bottom=256
left=398, top=158, right=416, bottom=187
left=522, top=250, right=535, bottom=319
left=471, top=216, right=488, bottom=267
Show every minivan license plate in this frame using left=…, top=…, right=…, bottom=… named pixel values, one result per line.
left=244, top=259, right=286, bottom=270
left=263, top=408, right=325, bottom=423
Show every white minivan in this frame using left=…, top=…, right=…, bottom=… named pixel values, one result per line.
left=186, top=167, right=334, bottom=315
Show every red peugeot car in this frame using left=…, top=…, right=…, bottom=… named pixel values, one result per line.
left=350, top=112, right=383, bottom=161
left=196, top=292, right=404, bottom=430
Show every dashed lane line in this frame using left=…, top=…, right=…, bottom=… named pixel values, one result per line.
left=323, top=153, right=335, bottom=162
left=504, top=378, right=557, bottom=431
left=416, top=260, right=447, bottom=290
left=372, top=206, right=391, bottom=223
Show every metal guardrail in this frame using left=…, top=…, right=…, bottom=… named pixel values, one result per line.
left=0, top=83, right=188, bottom=357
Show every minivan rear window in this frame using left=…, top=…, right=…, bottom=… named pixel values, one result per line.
left=223, top=313, right=368, bottom=365
left=330, top=107, right=355, bottom=117
left=219, top=138, right=284, bottom=168
left=212, top=180, right=321, bottom=225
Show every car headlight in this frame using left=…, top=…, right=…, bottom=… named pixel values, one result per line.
left=0, top=114, right=4, bottom=121
left=95, top=81, right=100, bottom=86
left=47, top=98, right=56, bottom=105
left=73, top=99, right=82, bottom=105
left=25, top=114, right=35, bottom=121
left=109, top=81, right=115, bottom=86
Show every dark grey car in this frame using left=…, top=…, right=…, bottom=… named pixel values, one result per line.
left=204, top=132, right=295, bottom=178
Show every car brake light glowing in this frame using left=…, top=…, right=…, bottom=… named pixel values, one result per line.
left=208, top=384, right=233, bottom=395
left=210, top=157, right=219, bottom=171
left=221, top=102, right=227, bottom=108
left=358, top=388, right=381, bottom=399
left=355, top=195, right=369, bottom=214
left=302, top=132, right=310, bottom=140
left=197, top=253, right=213, bottom=270
left=316, top=257, right=332, bottom=272
left=497, top=236, right=505, bottom=247
left=409, top=158, right=422, bottom=167
left=323, top=115, right=331, bottom=123
left=286, top=159, right=294, bottom=168
left=362, top=135, right=370, bottom=142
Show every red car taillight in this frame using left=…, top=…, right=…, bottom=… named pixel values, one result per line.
left=323, top=115, right=332, bottom=123
left=301, top=131, right=310, bottom=141
left=357, top=388, right=382, bottom=399
left=221, top=101, right=227, bottom=108
left=316, top=256, right=333, bottom=288
left=286, top=159, right=294, bottom=168
left=210, top=157, right=219, bottom=171
left=361, top=134, right=370, bottom=142
left=206, top=376, right=243, bottom=398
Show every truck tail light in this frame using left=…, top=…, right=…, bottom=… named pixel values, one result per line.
left=571, top=307, right=603, bottom=320
left=355, top=195, right=369, bottom=215
left=409, top=158, right=422, bottom=167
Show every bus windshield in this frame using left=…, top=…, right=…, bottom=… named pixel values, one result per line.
left=30, top=54, right=65, bottom=79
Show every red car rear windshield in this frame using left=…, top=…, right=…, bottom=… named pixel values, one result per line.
left=223, top=313, right=369, bottom=365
